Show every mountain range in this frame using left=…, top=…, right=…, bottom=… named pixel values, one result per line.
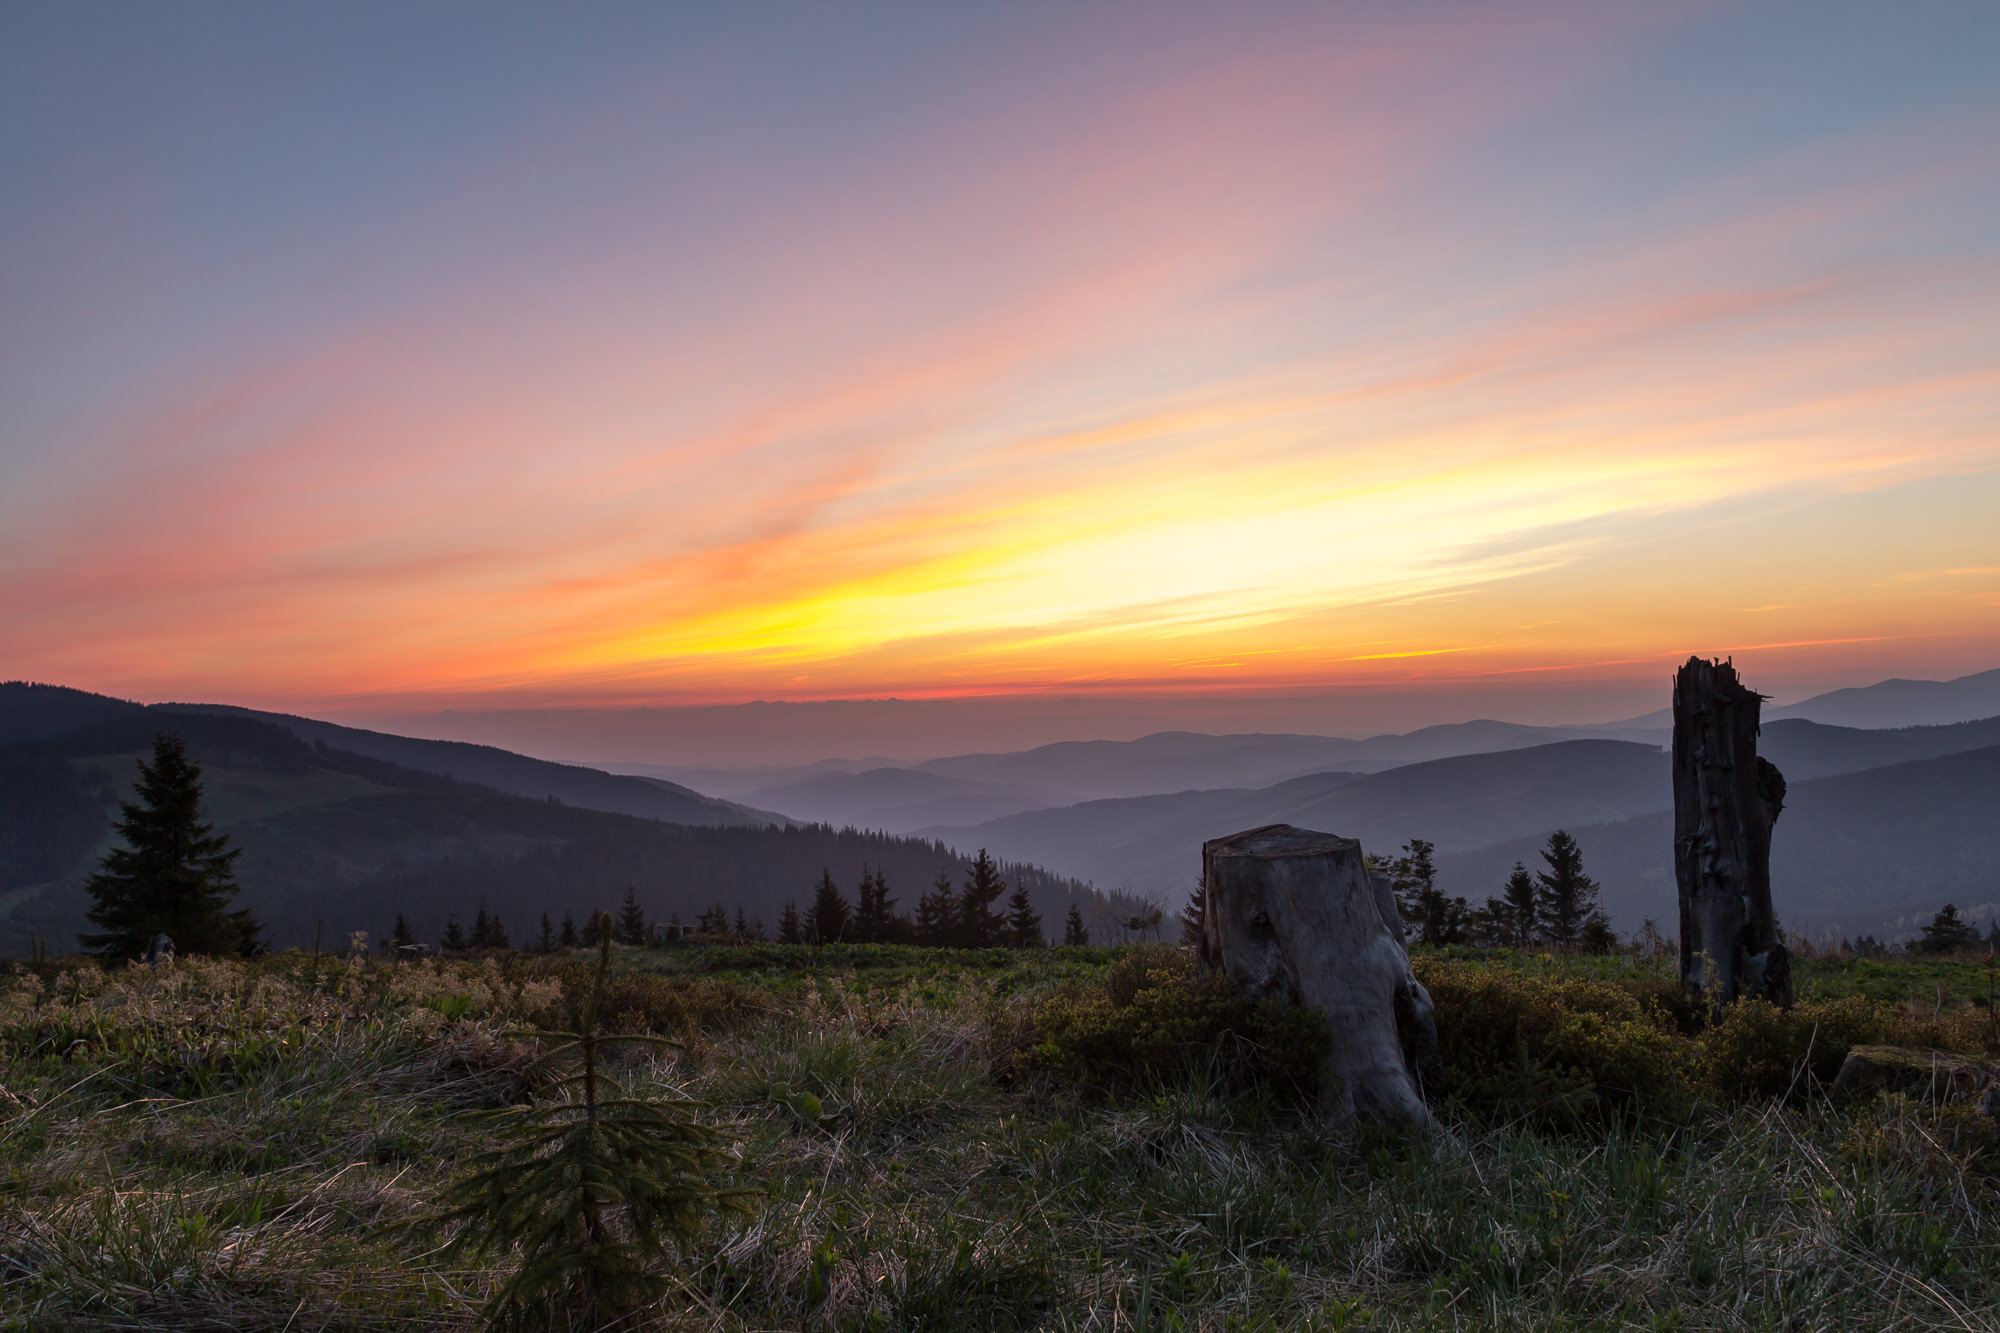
left=0, top=685, right=1099, bottom=955
left=7, top=667, right=1998, bottom=952
left=907, top=716, right=2000, bottom=939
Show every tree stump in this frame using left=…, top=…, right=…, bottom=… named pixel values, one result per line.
left=1673, top=657, right=1790, bottom=1006
left=1199, top=824, right=1438, bottom=1126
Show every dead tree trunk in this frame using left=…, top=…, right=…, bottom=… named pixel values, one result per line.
left=1673, top=656, right=1790, bottom=1007
left=1200, top=824, right=1438, bottom=1126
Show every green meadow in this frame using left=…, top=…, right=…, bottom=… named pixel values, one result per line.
left=1, top=942, right=1995, bottom=1331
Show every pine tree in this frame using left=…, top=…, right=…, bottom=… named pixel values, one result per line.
left=392, top=913, right=416, bottom=949
left=695, top=902, right=730, bottom=935
left=411, top=914, right=757, bottom=1327
left=537, top=912, right=556, bottom=955
left=1535, top=831, right=1600, bottom=948
left=914, top=872, right=955, bottom=946
left=1389, top=838, right=1466, bottom=948
left=1481, top=862, right=1538, bottom=948
left=804, top=870, right=849, bottom=944
left=733, top=907, right=749, bottom=940
left=559, top=911, right=579, bottom=949
left=1579, top=911, right=1619, bottom=954
left=750, top=915, right=767, bottom=942
left=851, top=867, right=904, bottom=943
left=1062, top=903, right=1090, bottom=947
left=80, top=731, right=258, bottom=960
left=777, top=901, right=802, bottom=945
left=580, top=910, right=605, bottom=947
left=1004, top=882, right=1044, bottom=947
left=957, top=850, right=1007, bottom=948
left=1178, top=879, right=1206, bottom=946
left=473, top=905, right=510, bottom=950
left=1917, top=903, right=1980, bottom=954
left=441, top=914, right=469, bottom=952
left=616, top=887, right=648, bottom=946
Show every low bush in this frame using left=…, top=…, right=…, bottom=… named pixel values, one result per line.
left=1416, top=958, right=1694, bottom=1124
left=1697, top=996, right=1888, bottom=1102
left=995, top=947, right=1331, bottom=1102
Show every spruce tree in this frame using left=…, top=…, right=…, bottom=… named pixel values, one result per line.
left=1535, top=830, right=1600, bottom=949
left=1481, top=862, right=1538, bottom=948
left=957, top=850, right=1007, bottom=948
left=413, top=914, right=756, bottom=1327
left=1004, top=882, right=1043, bottom=947
left=1503, top=861, right=1539, bottom=946
left=851, top=867, right=904, bottom=943
left=733, top=907, right=749, bottom=940
left=1390, top=838, right=1467, bottom=948
left=442, top=914, right=469, bottom=952
left=1917, top=903, right=1980, bottom=954
left=473, top=905, right=509, bottom=950
left=80, top=731, right=258, bottom=960
left=616, top=887, right=649, bottom=946
left=695, top=902, right=729, bottom=935
left=1062, top=903, right=1090, bottom=947
left=537, top=912, right=556, bottom=955
left=1178, top=879, right=1206, bottom=946
left=777, top=901, right=803, bottom=945
left=392, top=913, right=416, bottom=949
left=804, top=870, right=849, bottom=944
left=559, top=911, right=579, bottom=949
left=914, top=872, right=955, bottom=946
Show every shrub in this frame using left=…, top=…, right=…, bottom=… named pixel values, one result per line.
left=1697, top=996, right=1888, bottom=1102
left=1416, top=958, right=1693, bottom=1124
left=997, top=947, right=1330, bottom=1103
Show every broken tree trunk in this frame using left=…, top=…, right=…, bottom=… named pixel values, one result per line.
left=1673, top=656, right=1790, bottom=1007
left=1199, top=824, right=1439, bottom=1126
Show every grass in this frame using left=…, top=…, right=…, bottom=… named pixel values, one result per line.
left=0, top=942, right=1996, bottom=1330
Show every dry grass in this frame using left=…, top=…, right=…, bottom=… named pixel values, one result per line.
left=1, top=945, right=1996, bottom=1331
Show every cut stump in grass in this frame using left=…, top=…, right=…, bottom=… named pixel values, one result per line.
left=1673, top=656, right=1791, bottom=1008
left=1199, top=823, right=1438, bottom=1127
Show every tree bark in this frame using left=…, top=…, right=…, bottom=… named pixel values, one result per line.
left=1673, top=656, right=1790, bottom=1007
left=1199, top=824, right=1438, bottom=1126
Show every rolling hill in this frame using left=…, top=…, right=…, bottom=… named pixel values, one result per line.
left=1767, top=666, right=2000, bottom=729
left=918, top=740, right=1671, bottom=900
left=0, top=700, right=1098, bottom=955
left=1436, top=743, right=2000, bottom=941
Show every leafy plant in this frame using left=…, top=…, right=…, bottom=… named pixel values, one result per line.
left=997, top=946, right=1331, bottom=1101
left=416, top=915, right=758, bottom=1329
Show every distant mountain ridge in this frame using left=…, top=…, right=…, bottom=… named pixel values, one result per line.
left=170, top=703, right=788, bottom=828
left=0, top=684, right=784, bottom=829
left=1435, top=743, right=2000, bottom=941
left=0, top=686, right=1100, bottom=954
left=1767, top=667, right=2000, bottom=729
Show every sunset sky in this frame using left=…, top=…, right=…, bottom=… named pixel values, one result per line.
left=5, top=4, right=1998, bottom=757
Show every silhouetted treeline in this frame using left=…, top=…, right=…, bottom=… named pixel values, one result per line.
left=760, top=850, right=1049, bottom=947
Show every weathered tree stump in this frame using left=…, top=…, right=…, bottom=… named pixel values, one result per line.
left=1199, top=824, right=1438, bottom=1126
left=1673, top=656, right=1790, bottom=1006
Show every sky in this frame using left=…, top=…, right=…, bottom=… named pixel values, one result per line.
left=4, top=3, right=1998, bottom=761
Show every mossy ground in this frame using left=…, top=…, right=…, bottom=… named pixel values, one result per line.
left=1, top=943, right=1996, bottom=1331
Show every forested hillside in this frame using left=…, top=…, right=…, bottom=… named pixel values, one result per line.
left=0, top=701, right=1098, bottom=953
